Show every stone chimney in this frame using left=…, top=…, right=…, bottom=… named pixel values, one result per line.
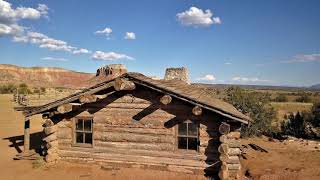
left=96, top=64, right=127, bottom=78
left=164, top=67, right=189, bottom=84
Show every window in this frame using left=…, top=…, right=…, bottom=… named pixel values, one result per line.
left=177, top=121, right=198, bottom=151
left=75, top=118, right=93, bottom=146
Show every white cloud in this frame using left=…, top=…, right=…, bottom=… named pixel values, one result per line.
left=285, top=53, right=320, bottom=63
left=12, top=31, right=90, bottom=54
left=12, top=35, right=28, bottom=42
left=197, top=74, right=216, bottom=81
left=37, top=4, right=49, bottom=18
left=124, top=32, right=136, bottom=40
left=20, top=31, right=76, bottom=52
left=176, top=7, right=221, bottom=27
left=232, top=76, right=271, bottom=83
left=0, top=0, right=48, bottom=37
left=225, top=62, right=232, bottom=65
left=91, top=51, right=134, bottom=61
left=42, top=57, right=68, bottom=62
left=72, top=48, right=91, bottom=54
left=95, top=27, right=112, bottom=36
left=0, top=23, right=23, bottom=36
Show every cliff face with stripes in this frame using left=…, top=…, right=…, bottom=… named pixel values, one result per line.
left=0, top=64, right=94, bottom=89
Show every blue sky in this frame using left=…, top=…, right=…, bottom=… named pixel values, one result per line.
left=0, top=0, right=319, bottom=86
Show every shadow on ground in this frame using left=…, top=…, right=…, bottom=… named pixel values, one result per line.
left=3, top=131, right=44, bottom=155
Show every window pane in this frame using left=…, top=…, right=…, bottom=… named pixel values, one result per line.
left=84, top=120, right=92, bottom=131
left=76, top=119, right=83, bottom=130
left=188, top=138, right=198, bottom=151
left=76, top=132, right=83, bottom=143
left=178, top=137, right=187, bottom=149
left=188, top=123, right=198, bottom=136
left=85, top=133, right=92, bottom=144
left=178, top=123, right=187, bottom=136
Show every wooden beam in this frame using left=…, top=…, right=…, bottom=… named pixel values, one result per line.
left=219, top=122, right=230, bottom=135
left=192, top=105, right=202, bottom=116
left=57, top=103, right=80, bottom=114
left=23, top=117, right=30, bottom=153
left=57, top=104, right=73, bottom=114
left=131, top=80, right=249, bottom=124
left=79, top=94, right=97, bottom=104
left=160, top=95, right=172, bottom=105
left=114, top=78, right=135, bottom=91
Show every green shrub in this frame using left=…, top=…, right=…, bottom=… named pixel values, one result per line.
left=0, top=84, right=17, bottom=94
left=296, top=93, right=312, bottom=103
left=18, top=83, right=32, bottom=94
left=281, top=102, right=320, bottom=139
left=274, top=94, right=288, bottom=102
left=40, top=87, right=46, bottom=93
left=224, top=86, right=277, bottom=137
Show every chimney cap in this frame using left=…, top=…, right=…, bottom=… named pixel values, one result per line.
left=164, top=67, right=190, bottom=84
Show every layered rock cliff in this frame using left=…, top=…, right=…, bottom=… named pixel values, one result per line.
left=0, top=64, right=94, bottom=89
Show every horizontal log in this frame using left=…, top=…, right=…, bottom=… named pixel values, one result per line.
left=226, top=132, right=241, bottom=139
left=219, top=136, right=241, bottom=148
left=218, top=144, right=242, bottom=156
left=79, top=94, right=97, bottom=104
left=44, top=125, right=58, bottom=135
left=58, top=145, right=215, bottom=162
left=114, top=78, right=135, bottom=91
left=160, top=95, right=172, bottom=105
left=43, top=133, right=57, bottom=142
left=93, top=124, right=173, bottom=136
left=228, top=148, right=241, bottom=156
left=43, top=119, right=54, bottom=127
left=57, top=104, right=73, bottom=114
left=94, top=141, right=174, bottom=151
left=221, top=162, right=241, bottom=170
left=59, top=149, right=208, bottom=168
left=219, top=154, right=240, bottom=164
left=218, top=143, right=229, bottom=154
left=45, top=153, right=59, bottom=162
left=47, top=147, right=59, bottom=155
left=57, top=128, right=72, bottom=139
left=192, top=106, right=202, bottom=116
left=219, top=123, right=230, bottom=135
left=46, top=140, right=59, bottom=149
left=94, top=131, right=175, bottom=144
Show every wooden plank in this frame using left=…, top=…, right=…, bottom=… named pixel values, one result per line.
left=24, top=117, right=30, bottom=153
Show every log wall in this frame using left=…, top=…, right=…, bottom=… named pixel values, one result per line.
left=47, top=86, right=239, bottom=175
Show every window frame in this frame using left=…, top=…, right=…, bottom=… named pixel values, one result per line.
left=72, top=116, right=93, bottom=148
left=176, top=120, right=199, bottom=152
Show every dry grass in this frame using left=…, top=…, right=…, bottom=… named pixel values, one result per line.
left=271, top=102, right=313, bottom=121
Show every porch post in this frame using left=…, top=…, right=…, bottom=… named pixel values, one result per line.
left=23, top=116, right=30, bottom=153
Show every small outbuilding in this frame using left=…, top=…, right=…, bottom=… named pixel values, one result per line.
left=15, top=65, right=250, bottom=179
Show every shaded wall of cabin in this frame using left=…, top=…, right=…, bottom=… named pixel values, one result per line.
left=50, top=85, right=240, bottom=175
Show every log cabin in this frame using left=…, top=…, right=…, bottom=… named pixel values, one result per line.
left=15, top=65, right=251, bottom=179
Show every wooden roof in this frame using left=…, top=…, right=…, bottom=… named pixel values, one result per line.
left=15, top=72, right=250, bottom=124
left=126, top=73, right=250, bottom=124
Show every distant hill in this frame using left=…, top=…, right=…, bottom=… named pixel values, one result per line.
left=310, top=84, right=320, bottom=90
left=192, top=83, right=318, bottom=92
left=0, top=64, right=94, bottom=89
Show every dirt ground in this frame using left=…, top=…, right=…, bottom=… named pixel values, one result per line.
left=241, top=137, right=320, bottom=180
left=1, top=94, right=320, bottom=180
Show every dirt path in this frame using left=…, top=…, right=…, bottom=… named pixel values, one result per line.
left=0, top=95, right=204, bottom=180
left=241, top=137, right=320, bottom=180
